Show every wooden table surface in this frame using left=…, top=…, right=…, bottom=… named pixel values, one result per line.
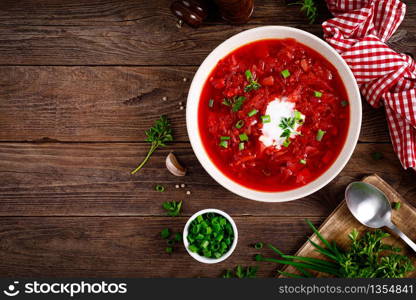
left=0, top=0, right=415, bottom=278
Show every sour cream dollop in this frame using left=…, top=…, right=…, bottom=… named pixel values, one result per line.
left=259, top=97, right=305, bottom=149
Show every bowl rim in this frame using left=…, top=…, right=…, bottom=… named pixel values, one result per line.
left=183, top=208, right=238, bottom=264
left=186, top=26, right=362, bottom=202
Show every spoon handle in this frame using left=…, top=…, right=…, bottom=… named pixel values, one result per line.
left=386, top=222, right=416, bottom=253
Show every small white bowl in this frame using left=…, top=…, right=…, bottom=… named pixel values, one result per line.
left=186, top=26, right=362, bottom=202
left=183, top=209, right=238, bottom=264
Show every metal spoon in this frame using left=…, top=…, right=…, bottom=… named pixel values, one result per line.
left=345, top=181, right=416, bottom=252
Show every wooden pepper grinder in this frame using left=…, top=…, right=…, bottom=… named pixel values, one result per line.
left=214, top=0, right=254, bottom=24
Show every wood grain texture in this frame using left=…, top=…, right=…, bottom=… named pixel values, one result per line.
left=281, top=175, right=416, bottom=278
left=0, top=216, right=322, bottom=277
left=0, top=0, right=413, bottom=65
left=0, top=0, right=415, bottom=279
left=1, top=142, right=415, bottom=217
left=0, top=66, right=390, bottom=143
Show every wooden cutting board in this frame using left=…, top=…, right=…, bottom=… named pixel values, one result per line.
left=280, top=174, right=416, bottom=278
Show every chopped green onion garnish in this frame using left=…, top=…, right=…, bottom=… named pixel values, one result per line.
left=316, top=129, right=326, bottom=142
left=166, top=247, right=173, bottom=254
left=167, top=239, right=175, bottom=246
left=235, top=120, right=244, bottom=129
left=392, top=202, right=401, bottom=210
left=282, top=139, right=291, bottom=147
left=254, top=242, right=263, bottom=249
left=294, top=110, right=302, bottom=121
left=261, top=115, right=271, bottom=123
left=299, top=159, right=307, bottom=165
left=239, top=133, right=249, bottom=142
left=314, top=91, right=323, bottom=98
left=239, top=142, right=245, bottom=150
left=341, top=100, right=348, bottom=107
left=160, top=228, right=170, bottom=239
left=208, top=99, right=214, bottom=108
left=219, top=141, right=228, bottom=148
left=188, top=245, right=198, bottom=253
left=248, top=109, right=258, bottom=117
left=174, top=233, right=181, bottom=242
left=281, top=69, right=291, bottom=78
left=220, top=136, right=230, bottom=141
left=155, top=184, right=165, bottom=192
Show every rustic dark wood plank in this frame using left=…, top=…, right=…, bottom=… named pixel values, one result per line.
left=0, top=0, right=413, bottom=65
left=0, top=142, right=415, bottom=217
left=0, top=216, right=322, bottom=277
left=0, top=66, right=193, bottom=142
left=0, top=66, right=390, bottom=143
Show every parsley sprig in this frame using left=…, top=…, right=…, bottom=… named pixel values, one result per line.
left=131, top=115, right=173, bottom=174
left=289, top=0, right=318, bottom=24
left=162, top=200, right=182, bottom=217
left=279, top=111, right=303, bottom=147
left=222, top=96, right=246, bottom=112
left=244, top=70, right=261, bottom=92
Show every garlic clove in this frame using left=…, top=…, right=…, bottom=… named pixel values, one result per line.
left=166, top=152, right=187, bottom=176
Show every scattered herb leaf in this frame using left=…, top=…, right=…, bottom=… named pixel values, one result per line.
left=222, top=265, right=258, bottom=278
left=162, top=200, right=182, bottom=217
left=244, top=70, right=261, bottom=92
left=289, top=0, right=318, bottom=24
left=161, top=228, right=170, bottom=239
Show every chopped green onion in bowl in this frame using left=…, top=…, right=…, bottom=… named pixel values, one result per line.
left=183, top=209, right=238, bottom=264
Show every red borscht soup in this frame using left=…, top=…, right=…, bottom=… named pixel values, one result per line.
left=198, top=39, right=350, bottom=192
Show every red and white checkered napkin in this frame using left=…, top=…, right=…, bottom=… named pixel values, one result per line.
left=322, top=0, right=416, bottom=170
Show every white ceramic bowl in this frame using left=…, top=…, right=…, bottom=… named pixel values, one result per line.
left=186, top=26, right=362, bottom=202
left=183, top=209, right=238, bottom=264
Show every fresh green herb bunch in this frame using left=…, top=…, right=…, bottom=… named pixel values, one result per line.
left=255, top=219, right=414, bottom=278
left=187, top=213, right=234, bottom=259
left=131, top=115, right=173, bottom=174
left=222, top=265, right=258, bottom=278
left=289, top=0, right=318, bottom=24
